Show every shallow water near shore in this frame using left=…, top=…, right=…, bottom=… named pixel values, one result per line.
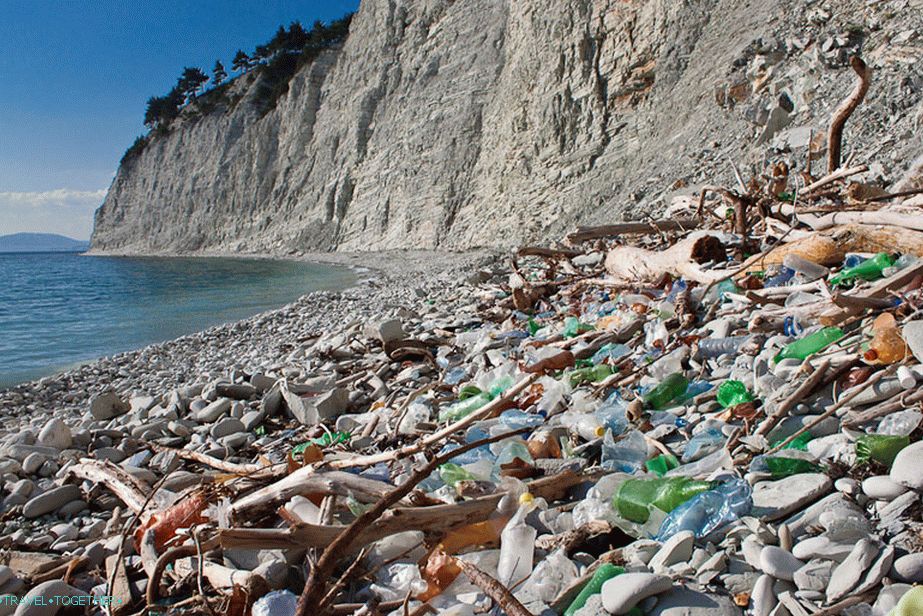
left=0, top=252, right=357, bottom=388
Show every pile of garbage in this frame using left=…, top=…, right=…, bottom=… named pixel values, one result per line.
left=4, top=70, right=923, bottom=616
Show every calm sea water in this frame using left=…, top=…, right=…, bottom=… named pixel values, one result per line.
left=0, top=252, right=357, bottom=388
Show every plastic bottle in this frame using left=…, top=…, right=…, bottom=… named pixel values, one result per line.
left=611, top=476, right=715, bottom=524
left=783, top=254, right=829, bottom=281
left=646, top=453, right=680, bottom=476
left=750, top=454, right=823, bottom=478
left=696, top=336, right=749, bottom=359
left=770, top=431, right=813, bottom=451
left=682, top=428, right=725, bottom=462
left=764, top=266, right=795, bottom=287
left=716, top=380, right=754, bottom=408
left=829, top=252, right=894, bottom=287
left=866, top=313, right=908, bottom=364
left=773, top=327, right=845, bottom=363
left=563, top=563, right=625, bottom=616
left=497, top=494, right=537, bottom=587
left=855, top=434, right=910, bottom=466
left=595, top=393, right=629, bottom=435
left=568, top=364, right=614, bottom=387
left=591, top=343, right=632, bottom=365
left=655, top=477, right=752, bottom=541
left=601, top=429, right=648, bottom=473
left=252, top=590, right=298, bottom=616
left=498, top=409, right=546, bottom=430
left=564, top=316, right=594, bottom=338
left=642, top=373, right=689, bottom=409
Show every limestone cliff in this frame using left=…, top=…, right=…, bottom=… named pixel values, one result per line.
left=91, top=0, right=923, bottom=253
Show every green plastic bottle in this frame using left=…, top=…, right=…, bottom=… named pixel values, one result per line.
left=564, top=316, right=594, bottom=338
left=612, top=476, right=715, bottom=523
left=642, top=373, right=689, bottom=409
left=563, top=564, right=625, bottom=616
left=568, top=364, right=614, bottom=387
left=646, top=453, right=681, bottom=476
left=771, top=431, right=813, bottom=451
left=829, top=252, right=894, bottom=287
left=716, top=380, right=754, bottom=408
left=764, top=456, right=823, bottom=478
left=439, top=463, right=476, bottom=487
left=855, top=434, right=910, bottom=466
left=773, top=326, right=845, bottom=363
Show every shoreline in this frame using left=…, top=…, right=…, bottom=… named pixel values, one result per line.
left=0, top=248, right=498, bottom=411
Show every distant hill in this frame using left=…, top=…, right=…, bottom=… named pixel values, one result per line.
left=0, top=233, right=90, bottom=253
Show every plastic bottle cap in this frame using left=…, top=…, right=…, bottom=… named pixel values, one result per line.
left=594, top=426, right=606, bottom=437
left=519, top=492, right=535, bottom=505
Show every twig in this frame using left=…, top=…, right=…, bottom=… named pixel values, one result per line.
left=827, top=56, right=871, bottom=174
left=767, top=364, right=895, bottom=453
left=389, top=383, right=434, bottom=439
left=454, top=558, right=533, bottom=616
left=295, top=428, right=530, bottom=615
left=753, top=359, right=831, bottom=438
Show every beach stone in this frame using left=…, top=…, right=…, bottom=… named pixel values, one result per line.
left=57, top=499, right=87, bottom=517
left=600, top=572, right=672, bottom=614
left=240, top=410, right=264, bottom=431
left=366, top=319, right=405, bottom=343
left=892, top=552, right=923, bottom=583
left=649, top=531, right=695, bottom=571
left=890, top=441, right=923, bottom=490
left=853, top=545, right=894, bottom=595
left=92, top=447, right=127, bottom=463
left=834, top=477, right=859, bottom=496
left=793, top=559, right=833, bottom=591
left=648, top=587, right=741, bottom=616
left=289, top=388, right=350, bottom=425
left=826, top=538, right=878, bottom=603
left=752, top=473, right=832, bottom=521
left=194, top=398, right=232, bottom=423
left=21, top=453, right=46, bottom=475
left=759, top=546, right=804, bottom=581
left=90, top=392, right=129, bottom=420
left=22, top=485, right=81, bottom=518
left=750, top=574, right=776, bottom=616
left=215, top=382, right=257, bottom=400
left=210, top=417, right=245, bottom=439
left=873, top=583, right=913, bottom=616
left=862, top=475, right=908, bottom=500
left=13, top=579, right=88, bottom=616
left=903, top=320, right=923, bottom=362
left=0, top=566, right=13, bottom=588
left=36, top=419, right=71, bottom=450
left=167, top=421, right=192, bottom=437
left=792, top=536, right=854, bottom=562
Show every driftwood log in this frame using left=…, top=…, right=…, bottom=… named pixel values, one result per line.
left=604, top=232, right=727, bottom=284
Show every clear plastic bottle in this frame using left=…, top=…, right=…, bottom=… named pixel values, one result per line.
left=696, top=336, right=749, bottom=359
left=783, top=254, right=829, bottom=281
left=252, top=590, right=298, bottom=616
left=601, top=429, right=648, bottom=473
left=497, top=494, right=538, bottom=587
left=654, top=477, right=752, bottom=541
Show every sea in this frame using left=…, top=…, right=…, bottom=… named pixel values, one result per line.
left=0, top=252, right=357, bottom=388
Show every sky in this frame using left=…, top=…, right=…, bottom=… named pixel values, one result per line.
left=0, top=0, right=359, bottom=240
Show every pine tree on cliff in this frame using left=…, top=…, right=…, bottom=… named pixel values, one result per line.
left=232, top=50, right=251, bottom=73
left=211, top=60, right=227, bottom=86
left=178, top=67, right=209, bottom=102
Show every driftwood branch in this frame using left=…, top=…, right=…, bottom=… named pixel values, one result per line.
left=68, top=459, right=149, bottom=514
left=567, top=218, right=699, bottom=243
left=454, top=558, right=533, bottom=616
left=828, top=56, right=871, bottom=174
left=604, top=232, right=727, bottom=284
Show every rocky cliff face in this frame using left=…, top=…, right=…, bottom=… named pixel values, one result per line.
left=92, top=0, right=923, bottom=254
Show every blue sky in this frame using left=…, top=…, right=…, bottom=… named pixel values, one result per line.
left=0, top=0, right=359, bottom=239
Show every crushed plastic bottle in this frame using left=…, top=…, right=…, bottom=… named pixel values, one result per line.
left=773, top=327, right=845, bottom=363
left=642, top=373, right=689, bottom=409
left=591, top=342, right=632, bottom=365
left=783, top=254, right=829, bottom=281
left=611, top=476, right=715, bottom=524
left=439, top=376, right=514, bottom=422
left=696, top=336, right=749, bottom=359
left=682, top=427, right=725, bottom=462
left=252, top=590, right=298, bottom=616
left=655, top=477, right=752, bottom=541
left=750, top=453, right=823, bottom=478
left=646, top=453, right=681, bottom=476
left=829, top=252, right=894, bottom=287
left=568, top=364, right=614, bottom=387
left=601, top=429, right=648, bottom=473
left=763, top=266, right=795, bottom=287
left=855, top=434, right=910, bottom=466
left=563, top=563, right=625, bottom=616
left=563, top=316, right=594, bottom=338
left=497, top=494, right=537, bottom=587
left=716, top=380, right=754, bottom=408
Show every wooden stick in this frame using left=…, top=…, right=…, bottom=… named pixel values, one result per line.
left=767, top=365, right=894, bottom=453
left=295, top=429, right=531, bottom=615
left=801, top=165, right=868, bottom=195
left=843, top=387, right=923, bottom=427
left=828, top=56, right=871, bottom=174
left=567, top=219, right=699, bottom=243
left=753, top=359, right=830, bottom=438
left=68, top=459, right=149, bottom=514
left=454, top=558, right=533, bottom=616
